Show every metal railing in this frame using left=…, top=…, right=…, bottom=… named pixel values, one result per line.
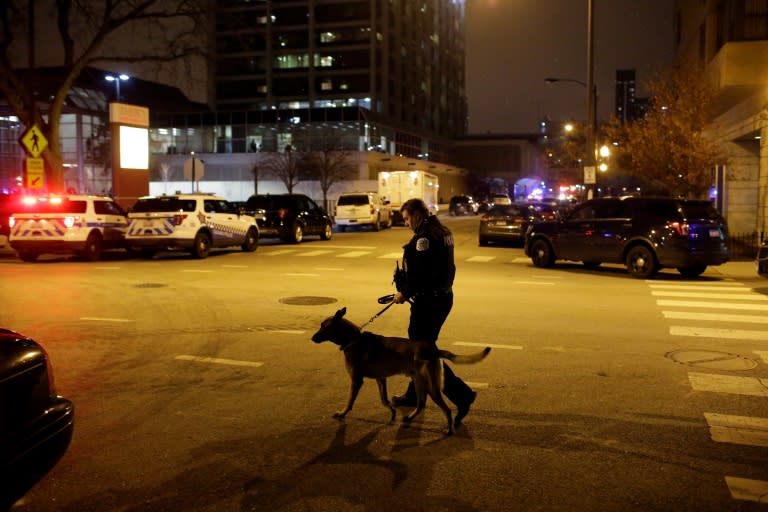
left=728, top=231, right=765, bottom=261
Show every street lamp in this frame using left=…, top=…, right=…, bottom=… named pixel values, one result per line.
left=105, top=74, right=130, bottom=101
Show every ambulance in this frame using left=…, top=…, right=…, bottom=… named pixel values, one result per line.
left=9, top=195, right=129, bottom=262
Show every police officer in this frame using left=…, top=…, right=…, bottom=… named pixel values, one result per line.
left=391, top=198, right=476, bottom=428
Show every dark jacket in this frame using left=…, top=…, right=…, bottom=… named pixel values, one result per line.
left=400, top=215, right=455, bottom=299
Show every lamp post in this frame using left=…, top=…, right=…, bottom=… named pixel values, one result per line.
left=104, top=74, right=130, bottom=101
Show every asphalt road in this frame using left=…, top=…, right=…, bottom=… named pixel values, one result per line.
left=1, top=216, right=767, bottom=512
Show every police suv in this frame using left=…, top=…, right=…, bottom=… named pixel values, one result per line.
left=125, top=193, right=262, bottom=259
left=8, top=194, right=129, bottom=262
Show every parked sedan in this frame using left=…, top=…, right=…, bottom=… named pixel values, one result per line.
left=478, top=204, right=534, bottom=246
left=1, top=328, right=74, bottom=509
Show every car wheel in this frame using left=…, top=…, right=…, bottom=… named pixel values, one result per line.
left=320, top=221, right=333, bottom=241
left=82, top=231, right=103, bottom=261
left=18, top=251, right=39, bottom=262
left=373, top=214, right=381, bottom=231
left=530, top=239, right=554, bottom=268
left=241, top=227, right=258, bottom=252
left=290, top=223, right=304, bottom=243
left=677, top=264, right=707, bottom=278
left=625, top=245, right=657, bottom=278
left=192, top=232, right=211, bottom=258
left=582, top=261, right=601, bottom=269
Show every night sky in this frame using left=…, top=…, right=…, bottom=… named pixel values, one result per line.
left=465, top=0, right=675, bottom=134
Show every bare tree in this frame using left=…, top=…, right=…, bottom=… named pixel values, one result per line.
left=302, top=137, right=358, bottom=211
left=605, top=63, right=726, bottom=198
left=0, top=1, right=208, bottom=192
left=262, top=146, right=305, bottom=194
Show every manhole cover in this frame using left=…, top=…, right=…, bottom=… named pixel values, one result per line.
left=666, top=349, right=757, bottom=371
left=279, top=296, right=337, bottom=306
left=134, top=283, right=167, bottom=288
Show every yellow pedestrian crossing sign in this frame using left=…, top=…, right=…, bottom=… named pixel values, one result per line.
left=20, top=125, right=48, bottom=158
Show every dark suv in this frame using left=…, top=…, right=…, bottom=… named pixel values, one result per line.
left=245, top=193, right=333, bottom=243
left=524, top=196, right=730, bottom=278
left=449, top=195, right=479, bottom=216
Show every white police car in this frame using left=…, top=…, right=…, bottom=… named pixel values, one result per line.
left=8, top=195, right=129, bottom=262
left=125, top=193, right=261, bottom=259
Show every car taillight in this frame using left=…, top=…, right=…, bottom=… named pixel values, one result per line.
left=667, top=221, right=689, bottom=236
left=278, top=208, right=289, bottom=220
left=370, top=205, right=375, bottom=215
left=38, top=343, right=57, bottom=395
left=172, top=214, right=187, bottom=225
left=63, top=216, right=77, bottom=228
left=8, top=216, right=15, bottom=228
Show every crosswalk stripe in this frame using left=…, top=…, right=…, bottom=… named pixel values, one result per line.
left=657, top=300, right=768, bottom=311
left=377, top=252, right=402, bottom=259
left=337, top=251, right=371, bottom=258
left=704, top=413, right=768, bottom=447
left=466, top=256, right=495, bottom=262
left=648, top=282, right=747, bottom=289
left=649, top=285, right=748, bottom=292
left=725, top=476, right=768, bottom=503
left=453, top=341, right=523, bottom=350
left=264, top=249, right=296, bottom=256
left=671, top=326, right=768, bottom=341
left=663, top=311, right=768, bottom=324
left=652, top=291, right=767, bottom=300
left=688, top=372, right=768, bottom=397
left=465, top=381, right=489, bottom=389
left=175, top=355, right=264, bottom=368
left=297, top=250, right=334, bottom=257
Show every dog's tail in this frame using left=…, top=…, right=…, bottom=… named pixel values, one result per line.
left=438, top=346, right=491, bottom=364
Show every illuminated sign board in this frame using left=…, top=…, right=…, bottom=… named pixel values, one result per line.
left=119, top=125, right=149, bottom=169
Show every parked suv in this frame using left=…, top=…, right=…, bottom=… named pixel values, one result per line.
left=245, top=193, right=333, bottom=243
left=9, top=194, right=128, bottom=262
left=126, top=193, right=260, bottom=258
left=524, top=196, right=730, bottom=278
left=335, top=192, right=392, bottom=231
left=449, top=195, right=479, bottom=216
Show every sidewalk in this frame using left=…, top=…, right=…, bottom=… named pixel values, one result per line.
left=706, top=260, right=760, bottom=281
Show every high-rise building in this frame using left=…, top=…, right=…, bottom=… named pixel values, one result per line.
left=214, top=1, right=467, bottom=143
left=614, top=69, right=636, bottom=122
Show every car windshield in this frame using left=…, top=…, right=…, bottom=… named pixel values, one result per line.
left=132, top=197, right=197, bottom=212
left=247, top=195, right=293, bottom=211
left=488, top=205, right=524, bottom=217
left=337, top=194, right=369, bottom=206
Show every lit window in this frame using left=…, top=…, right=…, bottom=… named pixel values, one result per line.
left=321, top=79, right=333, bottom=91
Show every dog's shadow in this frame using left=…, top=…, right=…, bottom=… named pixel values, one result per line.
left=240, top=420, right=478, bottom=511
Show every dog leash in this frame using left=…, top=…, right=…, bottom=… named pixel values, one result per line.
left=358, top=294, right=400, bottom=329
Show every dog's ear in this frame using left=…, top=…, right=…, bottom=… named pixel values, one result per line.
left=333, top=307, right=347, bottom=322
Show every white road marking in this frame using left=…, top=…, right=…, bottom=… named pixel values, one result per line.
left=465, top=381, right=489, bottom=389
left=704, top=413, right=768, bottom=447
left=688, top=372, right=768, bottom=397
left=725, top=477, right=768, bottom=503
left=268, top=329, right=305, bottom=334
left=466, top=256, right=495, bottom=262
left=377, top=252, right=403, bottom=259
left=265, top=249, right=297, bottom=256
left=512, top=257, right=531, bottom=263
left=175, top=355, right=264, bottom=368
left=284, top=273, right=318, bottom=277
left=80, top=317, right=134, bottom=323
left=297, top=250, right=334, bottom=257
left=657, top=300, right=768, bottom=311
left=337, top=251, right=371, bottom=258
left=652, top=291, right=767, bottom=300
left=182, top=269, right=213, bottom=273
left=663, top=311, right=768, bottom=324
left=671, top=326, right=768, bottom=341
left=307, top=244, right=375, bottom=250
left=453, top=341, right=522, bottom=350
left=648, top=282, right=747, bottom=289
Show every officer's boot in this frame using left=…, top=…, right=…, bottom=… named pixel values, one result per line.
left=442, top=363, right=477, bottom=428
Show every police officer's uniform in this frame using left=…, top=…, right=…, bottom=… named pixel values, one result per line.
left=395, top=214, right=476, bottom=423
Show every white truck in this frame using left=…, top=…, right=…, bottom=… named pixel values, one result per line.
left=377, top=170, right=439, bottom=224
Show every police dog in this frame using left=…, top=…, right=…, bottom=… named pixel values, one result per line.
left=311, top=307, right=491, bottom=435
